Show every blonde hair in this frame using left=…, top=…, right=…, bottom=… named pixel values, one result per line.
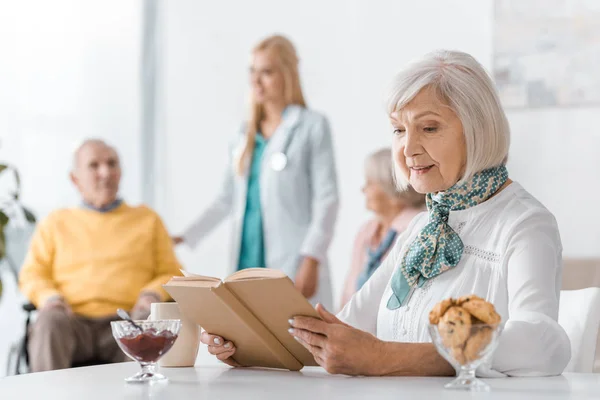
left=365, top=148, right=425, bottom=207
left=385, top=50, right=510, bottom=190
left=235, top=35, right=307, bottom=175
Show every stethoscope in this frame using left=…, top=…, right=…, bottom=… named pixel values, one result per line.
left=269, top=130, right=295, bottom=172
left=235, top=129, right=295, bottom=172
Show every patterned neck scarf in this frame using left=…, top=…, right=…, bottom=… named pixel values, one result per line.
left=387, top=165, right=509, bottom=310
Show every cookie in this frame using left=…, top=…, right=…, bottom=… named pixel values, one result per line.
left=429, top=298, right=455, bottom=324
left=450, top=346, right=467, bottom=366
left=463, top=326, right=493, bottom=363
left=461, top=299, right=501, bottom=325
left=438, top=306, right=472, bottom=348
left=456, top=294, right=484, bottom=306
left=450, top=347, right=467, bottom=365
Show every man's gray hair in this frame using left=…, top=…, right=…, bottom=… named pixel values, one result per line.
left=385, top=50, right=510, bottom=190
left=71, top=138, right=117, bottom=171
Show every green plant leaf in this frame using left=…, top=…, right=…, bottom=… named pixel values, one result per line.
left=13, top=167, right=21, bottom=200
left=0, top=210, right=7, bottom=261
left=23, top=207, right=36, bottom=223
left=0, top=210, right=8, bottom=227
left=0, top=226, right=5, bottom=260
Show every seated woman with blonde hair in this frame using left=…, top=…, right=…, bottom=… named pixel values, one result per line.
left=339, top=148, right=425, bottom=309
left=200, top=50, right=571, bottom=377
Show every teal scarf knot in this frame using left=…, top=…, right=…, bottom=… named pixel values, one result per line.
left=387, top=165, right=509, bottom=309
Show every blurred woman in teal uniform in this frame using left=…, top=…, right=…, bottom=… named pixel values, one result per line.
left=173, top=34, right=339, bottom=309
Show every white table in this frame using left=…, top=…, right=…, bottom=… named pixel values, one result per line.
left=1, top=348, right=598, bottom=399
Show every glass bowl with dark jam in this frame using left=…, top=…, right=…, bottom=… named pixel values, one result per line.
left=111, top=319, right=181, bottom=383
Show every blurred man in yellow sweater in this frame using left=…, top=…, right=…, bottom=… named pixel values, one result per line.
left=19, top=139, right=183, bottom=372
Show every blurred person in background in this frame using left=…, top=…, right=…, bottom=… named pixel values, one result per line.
left=339, top=148, right=425, bottom=310
left=19, top=139, right=182, bottom=372
left=173, top=34, right=339, bottom=309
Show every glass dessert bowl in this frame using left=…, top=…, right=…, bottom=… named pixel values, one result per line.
left=429, top=323, right=502, bottom=391
left=111, top=319, right=181, bottom=383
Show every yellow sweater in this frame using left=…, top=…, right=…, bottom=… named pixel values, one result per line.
left=19, top=203, right=183, bottom=318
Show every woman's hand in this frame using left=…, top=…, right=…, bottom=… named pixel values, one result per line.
left=200, top=331, right=241, bottom=367
left=288, top=304, right=386, bottom=376
left=294, top=256, right=319, bottom=298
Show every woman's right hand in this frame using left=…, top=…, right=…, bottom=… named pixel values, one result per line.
left=200, top=331, right=241, bottom=367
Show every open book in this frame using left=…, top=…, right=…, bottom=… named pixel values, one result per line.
left=163, top=268, right=321, bottom=371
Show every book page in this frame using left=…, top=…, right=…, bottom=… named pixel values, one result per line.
left=169, top=269, right=221, bottom=284
left=180, top=269, right=221, bottom=280
left=163, top=278, right=219, bottom=287
left=225, top=267, right=287, bottom=281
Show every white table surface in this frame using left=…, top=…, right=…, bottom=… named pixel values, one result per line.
left=1, top=347, right=598, bottom=400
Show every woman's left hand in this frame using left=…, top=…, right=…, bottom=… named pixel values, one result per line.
left=289, top=304, right=386, bottom=376
left=294, top=257, right=319, bottom=298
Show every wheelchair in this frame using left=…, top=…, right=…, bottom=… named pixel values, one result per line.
left=6, top=302, right=107, bottom=375
left=5, top=302, right=35, bottom=375
left=3, top=215, right=38, bottom=376
left=2, top=166, right=108, bottom=375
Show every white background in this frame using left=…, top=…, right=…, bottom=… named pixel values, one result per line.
left=1, top=0, right=599, bottom=377
left=0, top=0, right=142, bottom=376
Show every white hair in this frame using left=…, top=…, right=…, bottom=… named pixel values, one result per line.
left=385, top=50, right=510, bottom=190
left=364, top=148, right=425, bottom=207
left=71, top=138, right=117, bottom=171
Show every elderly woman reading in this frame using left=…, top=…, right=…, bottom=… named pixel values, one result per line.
left=200, top=50, right=571, bottom=377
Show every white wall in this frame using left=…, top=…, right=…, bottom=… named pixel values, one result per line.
left=507, top=108, right=600, bottom=256
left=0, top=0, right=143, bottom=376
left=158, top=0, right=495, bottom=308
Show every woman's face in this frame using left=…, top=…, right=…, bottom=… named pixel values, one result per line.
left=250, top=50, right=285, bottom=105
left=362, top=180, right=400, bottom=215
left=390, top=87, right=467, bottom=194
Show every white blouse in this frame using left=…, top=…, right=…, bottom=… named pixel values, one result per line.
left=338, top=182, right=571, bottom=377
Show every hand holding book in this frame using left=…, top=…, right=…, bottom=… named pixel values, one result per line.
left=200, top=302, right=341, bottom=368
left=201, top=331, right=241, bottom=367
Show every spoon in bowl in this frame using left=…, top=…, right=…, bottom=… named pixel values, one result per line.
left=117, top=308, right=144, bottom=332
